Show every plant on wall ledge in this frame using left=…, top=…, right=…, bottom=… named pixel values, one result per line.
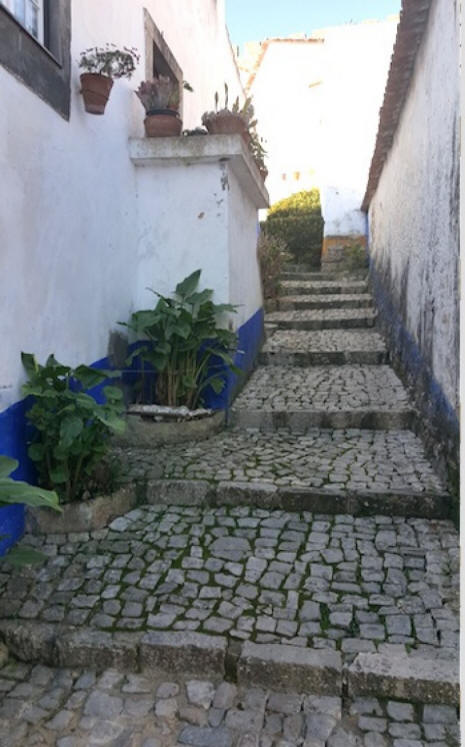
left=120, top=270, right=241, bottom=409
left=0, top=455, right=60, bottom=566
left=201, top=84, right=268, bottom=180
left=21, top=354, right=126, bottom=504
left=79, top=44, right=140, bottom=115
left=135, top=77, right=193, bottom=137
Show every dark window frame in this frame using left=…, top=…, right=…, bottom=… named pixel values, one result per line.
left=143, top=8, right=184, bottom=117
left=0, top=0, right=71, bottom=119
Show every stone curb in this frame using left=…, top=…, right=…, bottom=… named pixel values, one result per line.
left=26, top=485, right=138, bottom=535
left=237, top=642, right=342, bottom=694
left=229, top=408, right=414, bottom=431
left=279, top=297, right=373, bottom=310
left=0, top=621, right=226, bottom=676
left=0, top=621, right=458, bottom=705
left=268, top=315, right=376, bottom=331
left=145, top=479, right=449, bottom=518
left=259, top=351, right=390, bottom=366
left=346, top=652, right=460, bottom=705
left=140, top=631, right=227, bottom=675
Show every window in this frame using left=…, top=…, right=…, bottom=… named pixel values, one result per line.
left=1, top=0, right=44, bottom=44
left=144, top=9, right=183, bottom=114
left=0, top=0, right=71, bottom=118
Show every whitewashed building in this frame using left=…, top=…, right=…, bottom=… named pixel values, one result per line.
left=0, top=0, right=268, bottom=546
left=239, top=18, right=398, bottom=258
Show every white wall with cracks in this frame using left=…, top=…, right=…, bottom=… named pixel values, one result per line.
left=368, top=0, right=460, bottom=416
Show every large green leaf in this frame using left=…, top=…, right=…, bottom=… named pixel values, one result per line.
left=0, top=477, right=61, bottom=510
left=74, top=365, right=111, bottom=390
left=175, top=269, right=201, bottom=299
left=6, top=546, right=48, bottom=567
left=20, top=352, right=38, bottom=378
left=0, top=456, right=18, bottom=478
left=59, top=416, right=83, bottom=448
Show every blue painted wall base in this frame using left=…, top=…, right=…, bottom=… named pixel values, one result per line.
left=0, top=307, right=265, bottom=554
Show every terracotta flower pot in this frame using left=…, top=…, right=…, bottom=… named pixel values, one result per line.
left=144, top=109, right=182, bottom=137
left=80, top=73, right=113, bottom=115
left=204, top=112, right=248, bottom=140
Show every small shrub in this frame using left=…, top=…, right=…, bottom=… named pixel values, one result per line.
left=21, top=354, right=125, bottom=504
left=265, top=189, right=324, bottom=266
left=120, top=270, right=241, bottom=409
left=257, top=231, right=291, bottom=301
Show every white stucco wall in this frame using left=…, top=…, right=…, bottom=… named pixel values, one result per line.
left=368, top=0, right=459, bottom=413
left=246, top=20, right=397, bottom=232
left=0, top=0, right=245, bottom=412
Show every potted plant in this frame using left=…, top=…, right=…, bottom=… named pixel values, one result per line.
left=135, top=77, right=193, bottom=137
left=201, top=84, right=255, bottom=144
left=79, top=44, right=139, bottom=114
left=117, top=271, right=241, bottom=445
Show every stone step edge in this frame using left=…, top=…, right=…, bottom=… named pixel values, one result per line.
left=265, top=317, right=377, bottom=331
left=0, top=621, right=457, bottom=704
left=258, top=351, right=390, bottom=366
left=278, top=299, right=374, bottom=310
left=143, top=480, right=449, bottom=519
left=229, top=409, right=415, bottom=431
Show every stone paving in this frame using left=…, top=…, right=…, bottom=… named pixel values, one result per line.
left=117, top=429, right=445, bottom=494
left=0, top=268, right=460, bottom=744
left=0, top=659, right=460, bottom=747
left=1, top=505, right=458, bottom=664
left=232, top=366, right=409, bottom=413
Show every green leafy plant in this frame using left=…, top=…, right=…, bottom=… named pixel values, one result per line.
left=0, top=456, right=61, bottom=566
left=78, top=44, right=140, bottom=78
left=257, top=231, right=291, bottom=301
left=265, top=189, right=324, bottom=266
left=21, top=354, right=125, bottom=504
left=120, top=270, right=241, bottom=409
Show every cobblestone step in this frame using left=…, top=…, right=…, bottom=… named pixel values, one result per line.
left=281, top=279, right=369, bottom=296
left=279, top=293, right=374, bottom=310
left=0, top=655, right=459, bottom=746
left=0, top=503, right=458, bottom=708
left=265, top=308, right=377, bottom=330
left=282, top=268, right=368, bottom=281
left=115, top=428, right=449, bottom=517
left=230, top=365, right=414, bottom=431
left=260, top=329, right=389, bottom=366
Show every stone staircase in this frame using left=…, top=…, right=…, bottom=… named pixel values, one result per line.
left=0, top=265, right=459, bottom=744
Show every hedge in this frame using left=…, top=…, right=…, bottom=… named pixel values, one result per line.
left=264, top=189, right=324, bottom=266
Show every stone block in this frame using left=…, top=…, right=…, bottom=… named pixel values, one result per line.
left=140, top=631, right=226, bottom=675
left=0, top=620, right=57, bottom=665
left=56, top=629, right=138, bottom=671
left=146, top=480, right=211, bottom=506
left=346, top=653, right=459, bottom=704
left=237, top=642, right=341, bottom=694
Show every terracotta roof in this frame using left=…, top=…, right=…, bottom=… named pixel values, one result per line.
left=245, top=37, right=324, bottom=91
left=361, top=0, right=433, bottom=211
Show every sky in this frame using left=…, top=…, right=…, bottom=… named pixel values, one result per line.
left=226, top=0, right=401, bottom=50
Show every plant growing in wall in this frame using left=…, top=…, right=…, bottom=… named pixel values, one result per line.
left=21, top=354, right=126, bottom=503
left=120, top=270, right=240, bottom=409
left=0, top=455, right=60, bottom=566
left=136, top=77, right=193, bottom=137
left=201, top=85, right=268, bottom=180
left=79, top=44, right=140, bottom=114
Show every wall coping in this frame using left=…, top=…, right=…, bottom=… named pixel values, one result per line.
left=128, top=134, right=269, bottom=209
